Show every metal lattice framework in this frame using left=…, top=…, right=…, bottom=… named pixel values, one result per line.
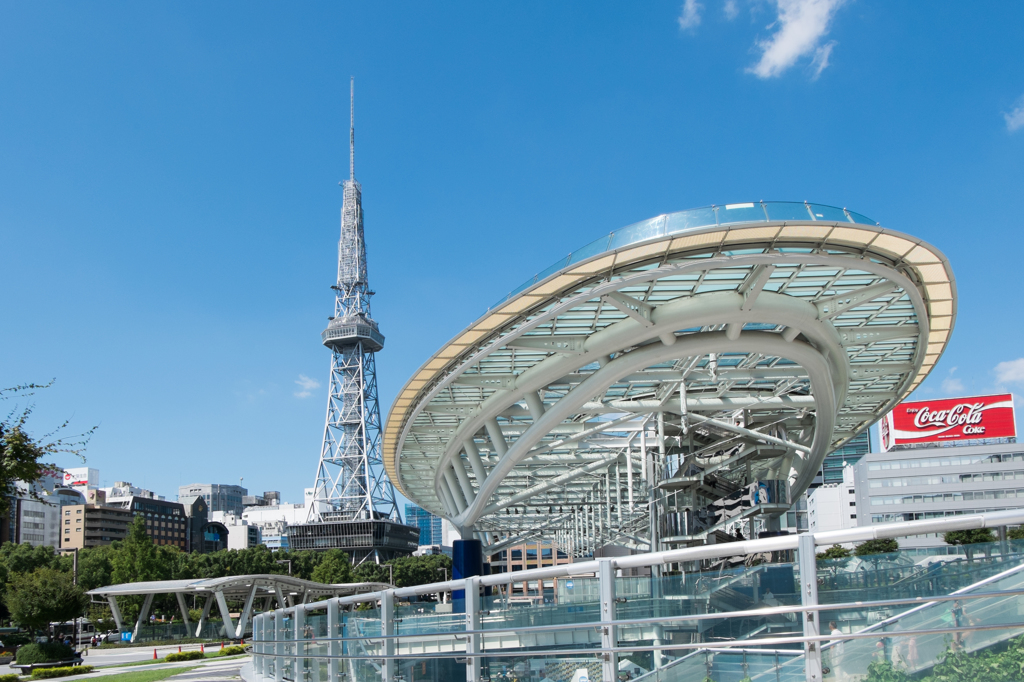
left=383, top=202, right=956, bottom=555
left=308, top=79, right=400, bottom=524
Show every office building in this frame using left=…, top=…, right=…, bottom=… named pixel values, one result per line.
left=808, top=465, right=858, bottom=536
left=854, top=441, right=1024, bottom=548
left=179, top=483, right=248, bottom=516
left=103, top=481, right=164, bottom=501
left=179, top=496, right=229, bottom=553
left=212, top=511, right=262, bottom=550
left=60, top=502, right=133, bottom=550
left=107, top=495, right=187, bottom=549
left=405, top=504, right=443, bottom=546
left=820, top=430, right=871, bottom=485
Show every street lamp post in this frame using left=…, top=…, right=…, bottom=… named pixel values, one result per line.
left=381, top=564, right=394, bottom=586
left=275, top=559, right=292, bottom=576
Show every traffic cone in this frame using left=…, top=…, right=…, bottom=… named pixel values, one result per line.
left=153, top=649, right=157, bottom=660
left=220, top=641, right=224, bottom=650
left=200, top=644, right=204, bottom=653
left=178, top=646, right=181, bottom=653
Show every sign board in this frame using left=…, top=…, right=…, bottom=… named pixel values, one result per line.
left=62, top=467, right=99, bottom=488
left=880, top=393, right=1016, bottom=450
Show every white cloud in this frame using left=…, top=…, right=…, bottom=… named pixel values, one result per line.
left=1005, top=96, right=1024, bottom=132
left=723, top=0, right=739, bottom=20
left=939, top=366, right=963, bottom=395
left=995, top=358, right=1024, bottom=384
left=294, top=374, right=321, bottom=398
left=810, top=40, right=836, bottom=79
left=678, top=0, right=704, bottom=30
left=941, top=377, right=965, bottom=395
left=748, top=0, right=845, bottom=79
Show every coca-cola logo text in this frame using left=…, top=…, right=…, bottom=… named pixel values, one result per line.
left=909, top=402, right=986, bottom=434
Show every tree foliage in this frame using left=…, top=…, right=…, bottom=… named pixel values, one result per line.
left=855, top=538, right=899, bottom=557
left=943, top=528, right=995, bottom=546
left=4, top=568, right=88, bottom=631
left=0, top=383, right=94, bottom=518
left=310, top=550, right=353, bottom=585
left=944, top=528, right=996, bottom=562
left=866, top=633, right=1024, bottom=682
left=816, top=545, right=852, bottom=561
left=353, top=553, right=452, bottom=590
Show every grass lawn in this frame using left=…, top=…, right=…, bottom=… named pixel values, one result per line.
left=90, top=665, right=200, bottom=682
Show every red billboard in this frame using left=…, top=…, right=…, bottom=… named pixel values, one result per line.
left=881, top=393, right=1017, bottom=450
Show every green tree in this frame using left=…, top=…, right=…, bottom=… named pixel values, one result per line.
left=944, top=528, right=996, bottom=562
left=816, top=544, right=852, bottom=577
left=0, top=383, right=94, bottom=518
left=110, top=515, right=165, bottom=621
left=817, top=544, right=852, bottom=561
left=310, top=550, right=353, bottom=584
left=4, top=567, right=88, bottom=632
left=854, top=538, right=899, bottom=557
left=1008, top=528, right=1024, bottom=541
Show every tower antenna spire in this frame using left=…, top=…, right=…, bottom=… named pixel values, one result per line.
left=349, top=76, right=355, bottom=181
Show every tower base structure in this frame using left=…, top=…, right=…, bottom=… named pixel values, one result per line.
left=287, top=519, right=420, bottom=564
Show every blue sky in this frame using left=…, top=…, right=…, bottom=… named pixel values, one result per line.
left=2, top=1, right=1023, bottom=505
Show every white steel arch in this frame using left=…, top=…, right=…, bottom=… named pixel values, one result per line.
left=383, top=203, right=956, bottom=555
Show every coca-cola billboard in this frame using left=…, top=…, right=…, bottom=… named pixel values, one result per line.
left=880, top=393, right=1017, bottom=450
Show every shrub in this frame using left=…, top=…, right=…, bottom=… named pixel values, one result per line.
left=0, top=674, right=20, bottom=682
left=219, top=645, right=245, bottom=656
left=31, top=666, right=94, bottom=679
left=16, top=642, right=75, bottom=665
left=165, top=651, right=205, bottom=662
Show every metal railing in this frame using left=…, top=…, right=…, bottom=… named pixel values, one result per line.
left=250, top=508, right=1024, bottom=682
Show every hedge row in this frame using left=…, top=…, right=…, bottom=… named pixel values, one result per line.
left=165, top=651, right=205, bottom=662
left=31, top=666, right=95, bottom=679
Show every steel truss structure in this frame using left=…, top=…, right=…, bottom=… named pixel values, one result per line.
left=308, top=78, right=400, bottom=525
left=383, top=202, right=956, bottom=557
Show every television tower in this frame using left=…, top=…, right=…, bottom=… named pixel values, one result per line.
left=307, top=78, right=400, bottom=524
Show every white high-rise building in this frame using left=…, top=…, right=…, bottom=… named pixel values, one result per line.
left=807, top=465, right=859, bottom=541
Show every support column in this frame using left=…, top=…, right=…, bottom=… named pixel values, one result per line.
left=327, top=600, right=340, bottom=682
left=196, top=594, right=214, bottom=638
left=107, top=596, right=124, bottom=636
left=452, top=539, right=483, bottom=613
left=215, top=590, right=237, bottom=640
left=798, top=533, right=822, bottom=682
left=236, top=583, right=259, bottom=639
left=381, top=590, right=395, bottom=682
left=465, top=576, right=481, bottom=682
left=131, top=593, right=154, bottom=643
left=598, top=559, right=618, bottom=682
left=175, top=592, right=192, bottom=635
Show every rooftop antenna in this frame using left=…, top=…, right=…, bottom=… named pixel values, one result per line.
left=349, top=77, right=355, bottom=181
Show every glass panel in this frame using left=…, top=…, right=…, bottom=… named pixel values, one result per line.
left=567, top=234, right=613, bottom=265
left=847, top=210, right=877, bottom=225
left=609, top=217, right=665, bottom=250
left=665, top=207, right=718, bottom=235
left=717, top=202, right=767, bottom=225
left=765, top=201, right=815, bottom=222
left=806, top=203, right=849, bottom=222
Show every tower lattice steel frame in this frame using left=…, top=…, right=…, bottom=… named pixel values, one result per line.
left=307, top=78, right=400, bottom=524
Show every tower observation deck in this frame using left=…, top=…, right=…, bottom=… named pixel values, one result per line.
left=291, top=79, right=418, bottom=563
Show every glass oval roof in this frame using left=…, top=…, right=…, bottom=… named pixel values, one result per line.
left=492, top=201, right=876, bottom=310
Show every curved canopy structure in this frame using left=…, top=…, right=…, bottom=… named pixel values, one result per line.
left=384, top=202, right=956, bottom=553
